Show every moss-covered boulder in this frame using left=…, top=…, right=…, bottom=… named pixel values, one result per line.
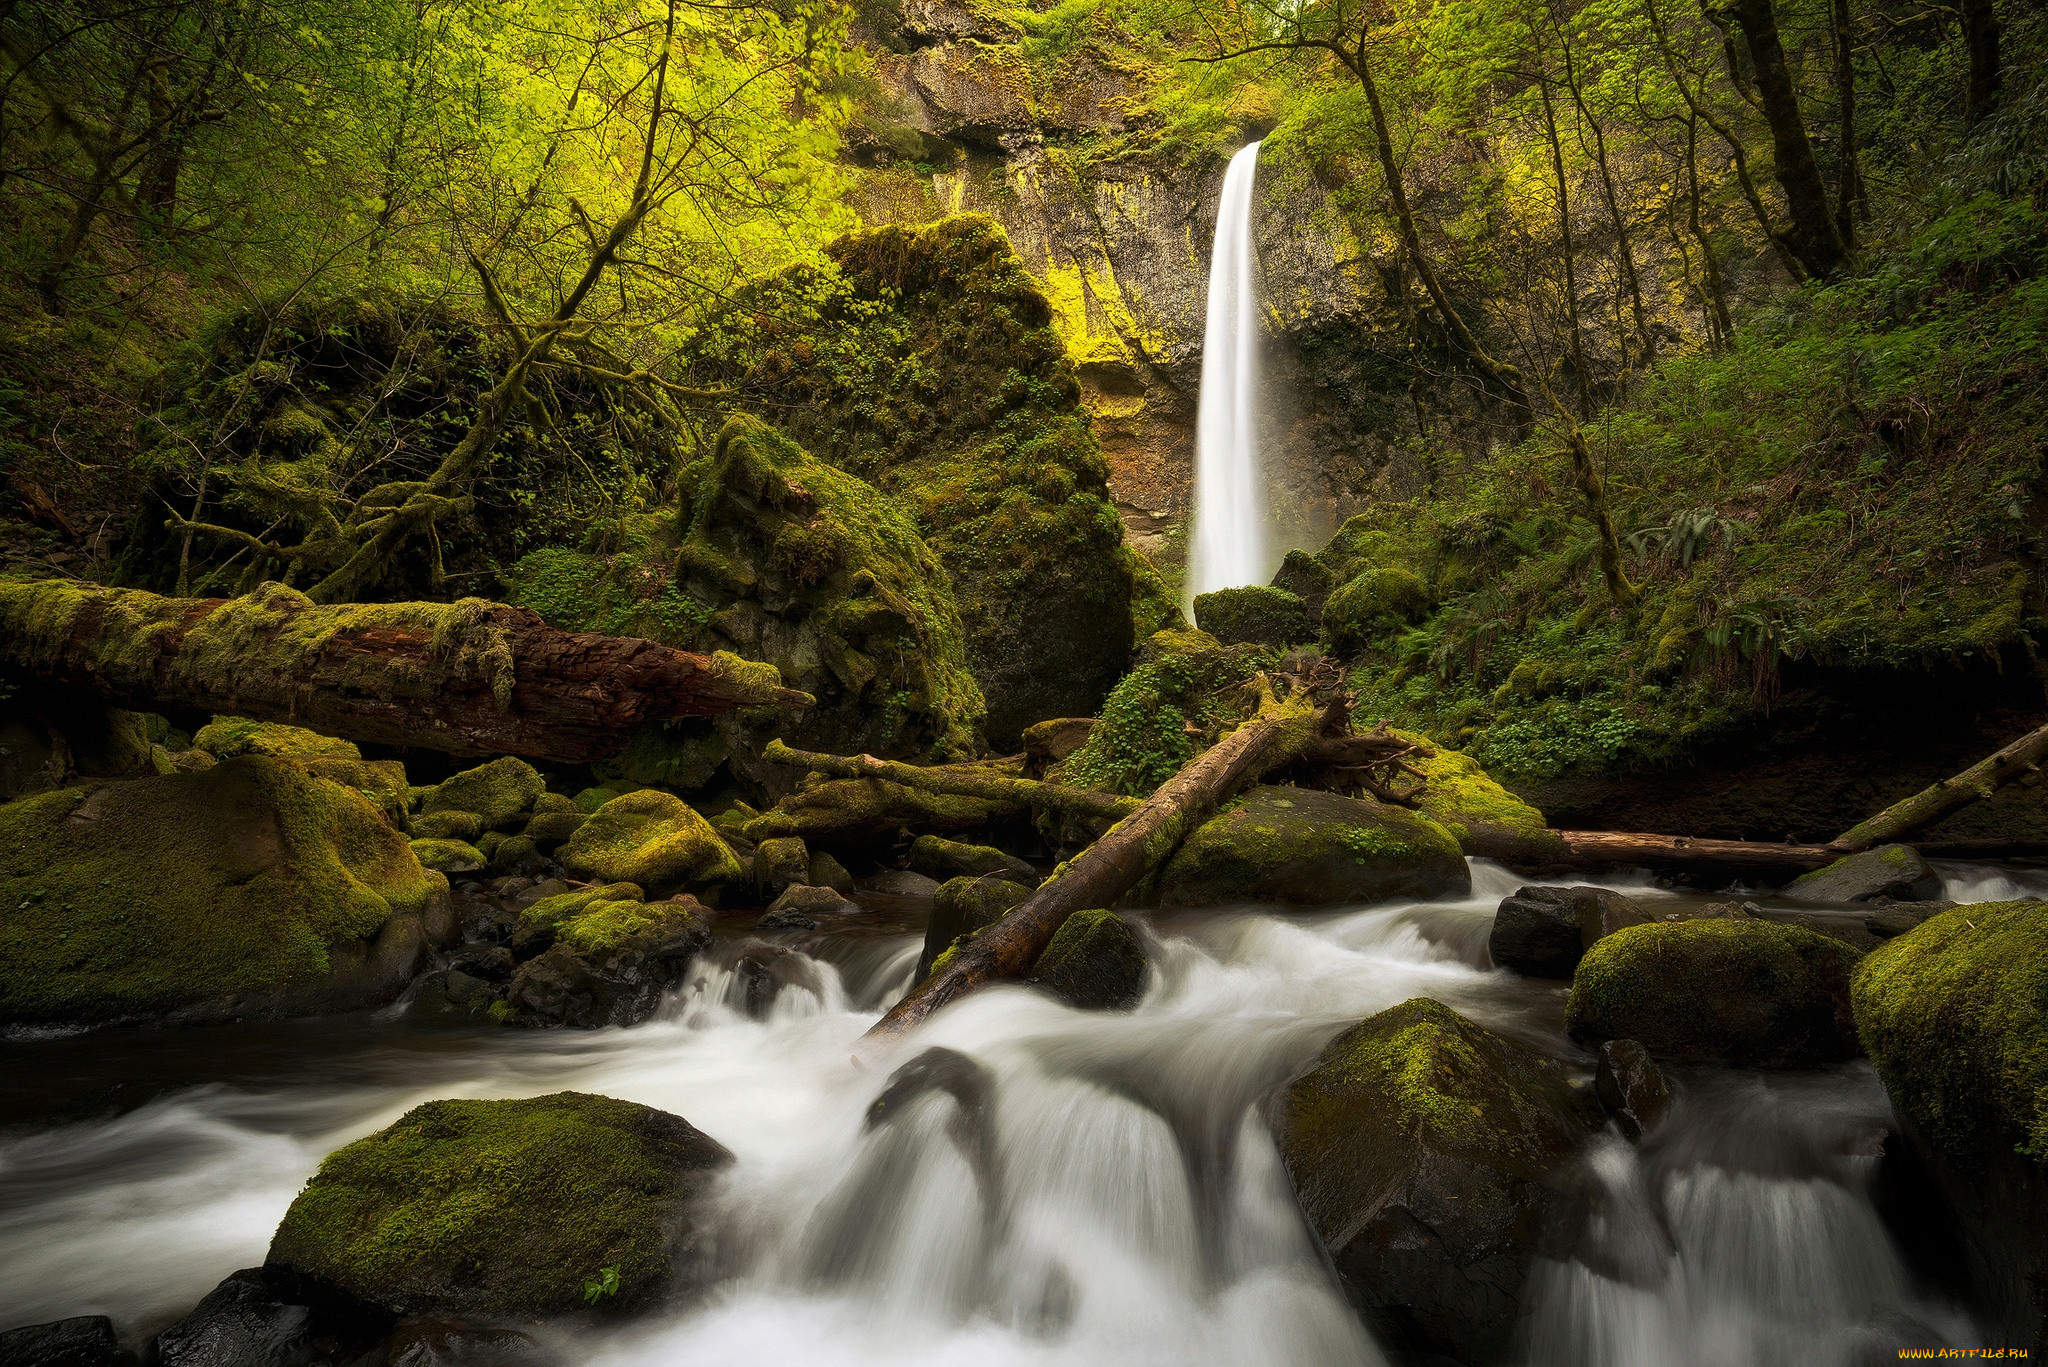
left=1192, top=585, right=1309, bottom=648
left=266, top=1093, right=731, bottom=1319
left=1786, top=843, right=1943, bottom=903
left=1853, top=900, right=2048, bottom=1353
left=1273, top=997, right=1602, bottom=1363
left=423, top=756, right=544, bottom=832
left=498, top=887, right=715, bottom=1028
left=408, top=837, right=485, bottom=875
left=1567, top=919, right=1863, bottom=1067
left=521, top=809, right=586, bottom=851
left=1030, top=909, right=1147, bottom=1010
left=1271, top=549, right=1337, bottom=628
left=917, top=876, right=1033, bottom=983
left=683, top=216, right=1144, bottom=745
left=908, top=834, right=1037, bottom=886
left=0, top=756, right=450, bottom=1026
left=1056, top=642, right=1257, bottom=797
left=559, top=791, right=740, bottom=896
left=1158, top=786, right=1470, bottom=908
left=411, top=809, right=482, bottom=842
left=192, top=715, right=409, bottom=824
left=504, top=415, right=985, bottom=776
left=752, top=836, right=811, bottom=899
left=1322, top=567, right=1429, bottom=655
left=1397, top=730, right=1565, bottom=861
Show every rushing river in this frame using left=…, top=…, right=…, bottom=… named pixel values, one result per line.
left=4, top=861, right=2033, bottom=1364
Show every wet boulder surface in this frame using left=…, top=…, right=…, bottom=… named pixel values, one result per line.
left=1567, top=919, right=1864, bottom=1068
left=1158, top=785, right=1470, bottom=908
left=1029, top=908, right=1148, bottom=1010
left=1785, top=843, right=1944, bottom=904
left=1272, top=997, right=1602, bottom=1364
left=1489, top=885, right=1650, bottom=977
left=0, top=1316, right=120, bottom=1367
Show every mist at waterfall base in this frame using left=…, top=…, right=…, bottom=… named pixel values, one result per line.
left=3, top=865, right=2015, bottom=1364
left=1188, top=140, right=1269, bottom=605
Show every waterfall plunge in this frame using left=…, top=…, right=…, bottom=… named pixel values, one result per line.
left=1189, top=140, right=1267, bottom=603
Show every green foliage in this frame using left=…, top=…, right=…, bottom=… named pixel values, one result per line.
left=1059, top=645, right=1256, bottom=796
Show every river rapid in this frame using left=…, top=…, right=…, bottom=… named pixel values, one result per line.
left=4, top=860, right=2030, bottom=1365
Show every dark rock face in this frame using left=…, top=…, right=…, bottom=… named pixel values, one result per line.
left=152, top=1268, right=394, bottom=1367
left=1854, top=901, right=2048, bottom=1355
left=1191, top=585, right=1309, bottom=648
left=1594, top=1040, right=1672, bottom=1142
left=267, top=1093, right=733, bottom=1321
left=868, top=869, right=943, bottom=898
left=1272, top=998, right=1602, bottom=1364
left=907, top=834, right=1037, bottom=886
left=1785, top=843, right=1944, bottom=903
left=1489, top=886, right=1650, bottom=978
left=1021, top=717, right=1094, bottom=777
left=917, top=876, right=1033, bottom=982
left=1568, top=920, right=1864, bottom=1068
left=0, top=1316, right=120, bottom=1367
left=1159, top=785, right=1470, bottom=908
left=1030, top=909, right=1147, bottom=1010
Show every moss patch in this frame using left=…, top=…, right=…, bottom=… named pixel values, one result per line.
left=559, top=790, right=740, bottom=894
left=1031, top=907, right=1147, bottom=1010
left=424, top=756, right=543, bottom=831
left=193, top=716, right=360, bottom=761
left=266, top=1092, right=731, bottom=1319
left=1157, top=785, right=1469, bottom=907
left=1057, top=644, right=1258, bottom=797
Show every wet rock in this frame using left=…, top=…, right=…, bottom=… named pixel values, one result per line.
left=422, top=757, right=544, bottom=833
left=501, top=891, right=713, bottom=1028
left=152, top=1267, right=393, bottom=1367
left=410, top=809, right=482, bottom=842
left=1854, top=900, right=2048, bottom=1355
left=908, top=834, right=1037, bottom=886
left=1030, top=909, right=1147, bottom=1010
left=1272, top=997, right=1602, bottom=1364
left=381, top=1320, right=561, bottom=1367
left=1568, top=920, right=1864, bottom=1068
left=808, top=849, right=856, bottom=895
left=519, top=810, right=585, bottom=851
left=868, top=869, right=943, bottom=898
left=918, top=876, right=1033, bottom=982
left=448, top=945, right=514, bottom=982
left=1021, top=717, right=1094, bottom=777
left=0, top=1315, right=119, bottom=1367
left=409, top=838, right=485, bottom=875
left=1865, top=900, right=1955, bottom=939
left=1489, top=886, right=1649, bottom=977
left=267, top=1093, right=733, bottom=1320
left=486, top=835, right=546, bottom=877
left=1785, top=843, right=1943, bottom=904
left=761, top=884, right=859, bottom=929
left=1191, top=585, right=1309, bottom=648
left=1158, top=785, right=1470, bottom=908
left=0, top=755, right=451, bottom=1028
left=1594, top=1040, right=1672, bottom=1142
left=515, top=878, right=569, bottom=906
left=559, top=790, right=740, bottom=896
left=753, top=836, right=811, bottom=899
left=1271, top=550, right=1337, bottom=628
left=730, top=941, right=828, bottom=1017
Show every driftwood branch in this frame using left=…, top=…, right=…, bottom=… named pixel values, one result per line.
left=1549, top=830, right=1846, bottom=874
left=762, top=739, right=1140, bottom=822
left=0, top=579, right=810, bottom=763
left=1833, top=719, right=2048, bottom=849
left=865, top=676, right=1325, bottom=1042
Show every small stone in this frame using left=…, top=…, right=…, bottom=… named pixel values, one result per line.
left=1594, top=1039, right=1672, bottom=1142
left=867, top=869, right=943, bottom=898
left=762, top=884, right=858, bottom=929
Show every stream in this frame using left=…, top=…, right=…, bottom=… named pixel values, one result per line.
left=4, top=860, right=2031, bottom=1364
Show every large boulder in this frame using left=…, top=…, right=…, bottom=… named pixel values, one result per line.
left=1853, top=900, right=2048, bottom=1354
left=1321, top=567, right=1429, bottom=655
left=1055, top=638, right=1257, bottom=796
left=0, top=756, right=450, bottom=1027
left=917, top=876, right=1033, bottom=982
left=1785, top=843, right=1943, bottom=903
left=1158, top=785, right=1470, bottom=908
left=1399, top=731, right=1566, bottom=862
left=1489, top=885, right=1649, bottom=977
left=1191, top=585, right=1308, bottom=647
left=1567, top=919, right=1864, bottom=1067
left=559, top=790, right=741, bottom=896
left=266, top=1093, right=732, bottom=1319
left=1030, top=908, right=1147, bottom=1010
left=193, top=716, right=409, bottom=825
left=422, top=756, right=545, bottom=832
left=1272, top=997, right=1601, bottom=1363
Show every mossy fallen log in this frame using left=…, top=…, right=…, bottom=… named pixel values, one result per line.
left=0, top=579, right=811, bottom=764
left=865, top=676, right=1324, bottom=1041
left=1834, top=718, right=2048, bottom=849
left=762, top=739, right=1139, bottom=822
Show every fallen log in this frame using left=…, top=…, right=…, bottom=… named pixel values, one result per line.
left=1548, top=830, right=1846, bottom=875
left=762, top=738, right=1141, bottom=823
left=1833, top=718, right=2048, bottom=850
left=0, top=579, right=810, bottom=764
left=865, top=676, right=1324, bottom=1042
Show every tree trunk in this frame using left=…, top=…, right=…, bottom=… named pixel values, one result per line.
left=1963, top=0, right=2001, bottom=125
left=1727, top=0, right=1847, bottom=278
left=1563, top=427, right=1638, bottom=605
left=0, top=579, right=810, bottom=764
left=1560, top=40, right=1653, bottom=364
left=865, top=680, right=1324, bottom=1041
left=1536, top=73, right=1595, bottom=417
left=763, top=739, right=1140, bottom=822
left=1831, top=0, right=1862, bottom=250
left=1681, top=112, right=1737, bottom=345
left=1834, top=720, right=2048, bottom=849
left=1551, top=830, right=1844, bottom=873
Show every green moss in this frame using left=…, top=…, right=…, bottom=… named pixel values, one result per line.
left=1853, top=899, right=2048, bottom=1165
left=0, top=755, right=444, bottom=1024
left=265, top=1092, right=730, bottom=1319
left=559, top=790, right=740, bottom=894
left=424, top=756, right=544, bottom=830
left=412, top=809, right=483, bottom=841
left=1059, top=646, right=1256, bottom=796
left=1323, top=568, right=1429, bottom=655
left=1391, top=728, right=1563, bottom=859
left=1569, top=918, right=1864, bottom=1066
left=515, top=883, right=699, bottom=955
left=1156, top=785, right=1468, bottom=907
left=1192, top=585, right=1309, bottom=647
left=409, top=838, right=484, bottom=873
left=743, top=776, right=1001, bottom=845
left=193, top=716, right=360, bottom=761
left=1030, top=907, right=1147, bottom=1010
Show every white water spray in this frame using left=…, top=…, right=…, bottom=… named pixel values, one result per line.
left=1189, top=141, right=1267, bottom=603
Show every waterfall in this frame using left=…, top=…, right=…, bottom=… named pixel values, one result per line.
left=1189, top=140, right=1267, bottom=603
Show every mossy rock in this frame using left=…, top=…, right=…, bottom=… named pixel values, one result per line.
left=560, top=790, right=741, bottom=895
left=1273, top=997, right=1601, bottom=1363
left=412, top=809, right=483, bottom=842
left=1057, top=645, right=1257, bottom=797
left=908, top=834, right=1036, bottom=886
left=193, top=716, right=361, bottom=761
left=917, top=876, right=1033, bottom=983
left=1271, top=549, right=1337, bottom=626
left=266, top=1092, right=732, bottom=1319
left=291, top=755, right=410, bottom=827
left=1786, top=843, right=1943, bottom=903
left=423, top=757, right=544, bottom=832
left=0, top=756, right=449, bottom=1026
left=409, top=838, right=485, bottom=874
left=1158, top=786, right=1470, bottom=908
left=1395, top=729, right=1564, bottom=862
left=1030, top=909, right=1146, bottom=1010
left=1192, top=585, right=1309, bottom=648
left=742, top=777, right=1003, bottom=848
left=1322, top=567, right=1429, bottom=655
left=1567, top=919, right=1863, bottom=1067
left=753, top=836, right=811, bottom=898
left=1134, top=626, right=1223, bottom=664
left=575, top=785, right=627, bottom=814
left=502, top=889, right=715, bottom=1027
left=1852, top=899, right=2048, bottom=1351
left=683, top=216, right=1141, bottom=745
left=521, top=809, right=586, bottom=850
